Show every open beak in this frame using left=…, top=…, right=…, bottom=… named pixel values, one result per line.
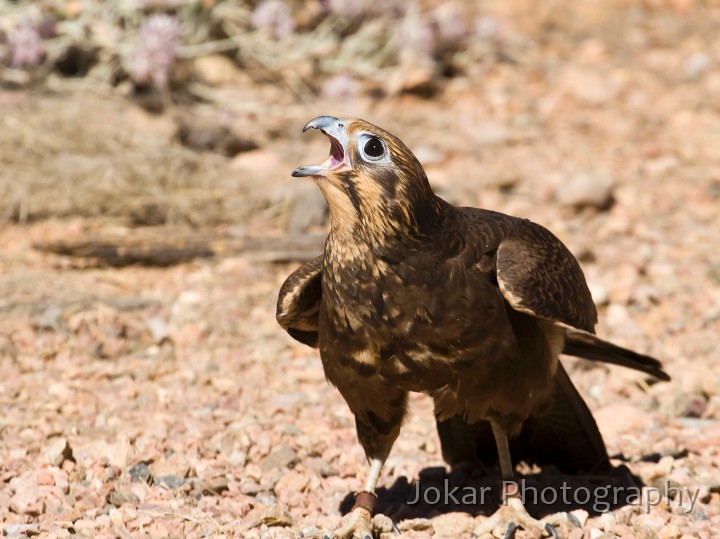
left=292, top=116, right=351, bottom=178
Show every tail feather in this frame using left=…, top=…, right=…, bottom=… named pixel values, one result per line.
left=562, top=328, right=670, bottom=381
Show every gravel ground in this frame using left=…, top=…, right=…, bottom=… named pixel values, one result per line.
left=1, top=1, right=720, bottom=538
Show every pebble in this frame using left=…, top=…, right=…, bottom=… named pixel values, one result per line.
left=170, top=290, right=204, bottom=324
left=36, top=469, right=55, bottom=486
left=126, top=515, right=153, bottom=531
left=660, top=523, right=683, bottom=538
left=473, top=122, right=512, bottom=147
left=609, top=524, right=638, bottom=539
left=261, top=504, right=294, bottom=527
left=41, top=437, right=74, bottom=467
left=245, top=463, right=264, bottom=482
left=664, top=393, right=708, bottom=419
left=560, top=67, right=620, bottom=105
left=9, top=473, right=43, bottom=515
left=128, top=462, right=151, bottom=483
left=260, top=445, right=298, bottom=472
left=3, top=524, right=41, bottom=537
left=260, top=527, right=296, bottom=539
left=594, top=403, right=649, bottom=438
left=256, top=491, right=278, bottom=506
left=36, top=304, right=64, bottom=332
left=72, top=518, right=97, bottom=533
left=429, top=513, right=474, bottom=537
left=107, top=487, right=140, bottom=507
left=398, top=517, right=433, bottom=531
left=588, top=281, right=610, bottom=306
left=130, top=481, right=151, bottom=501
left=148, top=522, right=171, bottom=537
left=150, top=453, right=190, bottom=479
left=146, top=315, right=171, bottom=343
left=555, top=172, right=615, bottom=210
left=274, top=470, right=309, bottom=494
left=154, top=475, right=189, bottom=489
left=683, top=52, right=711, bottom=79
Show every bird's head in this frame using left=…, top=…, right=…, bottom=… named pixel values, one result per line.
left=292, top=116, right=443, bottom=241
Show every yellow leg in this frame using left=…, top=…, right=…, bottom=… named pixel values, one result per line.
left=327, top=458, right=383, bottom=539
left=473, top=421, right=583, bottom=538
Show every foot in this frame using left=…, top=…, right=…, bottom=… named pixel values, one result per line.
left=324, top=506, right=373, bottom=539
left=473, top=497, right=582, bottom=538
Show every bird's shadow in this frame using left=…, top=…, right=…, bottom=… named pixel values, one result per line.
left=340, top=460, right=645, bottom=521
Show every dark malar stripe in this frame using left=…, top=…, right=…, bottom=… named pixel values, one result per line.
left=339, top=173, right=363, bottom=215
left=372, top=167, right=398, bottom=199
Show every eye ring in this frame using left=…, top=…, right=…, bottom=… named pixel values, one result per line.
left=363, top=137, right=385, bottom=160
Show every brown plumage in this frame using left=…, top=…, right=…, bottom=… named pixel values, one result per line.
left=278, top=116, right=669, bottom=538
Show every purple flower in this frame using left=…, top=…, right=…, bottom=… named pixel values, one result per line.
left=474, top=15, right=505, bottom=44
left=130, top=14, right=181, bottom=90
left=397, top=15, right=436, bottom=67
left=321, top=74, right=360, bottom=101
left=320, top=0, right=405, bottom=19
left=8, top=20, right=44, bottom=68
left=320, top=0, right=362, bottom=18
left=431, top=4, right=470, bottom=43
left=251, top=0, right=294, bottom=41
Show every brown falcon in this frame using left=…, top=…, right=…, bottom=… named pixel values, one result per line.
left=278, top=116, right=669, bottom=538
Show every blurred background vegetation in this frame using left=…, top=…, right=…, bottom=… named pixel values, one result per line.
left=0, top=0, right=717, bottom=230
left=0, top=0, right=516, bottom=98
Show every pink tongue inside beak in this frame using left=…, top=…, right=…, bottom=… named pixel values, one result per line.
left=291, top=124, right=347, bottom=178
left=325, top=136, right=345, bottom=170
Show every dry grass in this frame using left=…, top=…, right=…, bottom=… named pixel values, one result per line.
left=0, top=90, right=250, bottom=226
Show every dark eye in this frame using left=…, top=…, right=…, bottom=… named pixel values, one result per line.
left=363, top=137, right=384, bottom=159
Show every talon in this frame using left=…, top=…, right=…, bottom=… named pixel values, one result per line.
left=474, top=496, right=570, bottom=539
left=502, top=521, right=518, bottom=539
left=544, top=523, right=559, bottom=539
left=568, top=513, right=582, bottom=528
left=391, top=520, right=401, bottom=535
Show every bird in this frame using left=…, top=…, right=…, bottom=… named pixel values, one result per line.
left=277, top=116, right=670, bottom=539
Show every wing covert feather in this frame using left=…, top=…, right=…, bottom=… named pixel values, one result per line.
left=276, top=255, right=323, bottom=348
left=495, top=220, right=597, bottom=333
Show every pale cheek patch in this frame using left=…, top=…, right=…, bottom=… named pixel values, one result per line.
left=317, top=180, right=358, bottom=234
left=355, top=178, right=389, bottom=232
